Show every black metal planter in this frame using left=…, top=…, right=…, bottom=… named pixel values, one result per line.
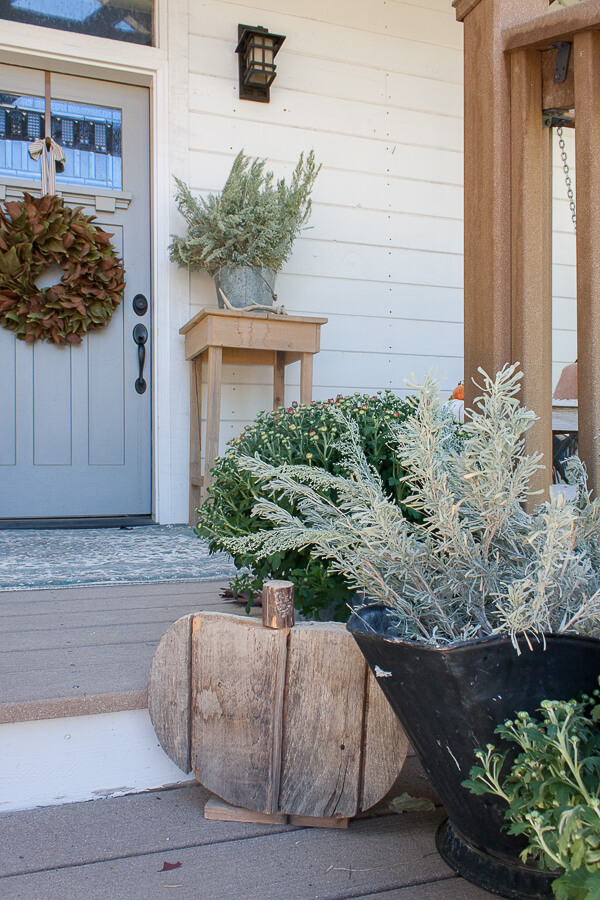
left=347, top=605, right=600, bottom=900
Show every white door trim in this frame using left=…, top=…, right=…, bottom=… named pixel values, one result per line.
left=0, top=0, right=191, bottom=524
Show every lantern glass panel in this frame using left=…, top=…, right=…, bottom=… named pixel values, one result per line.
left=245, top=36, right=276, bottom=86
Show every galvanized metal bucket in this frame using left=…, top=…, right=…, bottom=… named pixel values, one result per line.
left=214, top=265, right=276, bottom=308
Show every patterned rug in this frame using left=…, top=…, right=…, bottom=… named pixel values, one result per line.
left=0, top=525, right=237, bottom=591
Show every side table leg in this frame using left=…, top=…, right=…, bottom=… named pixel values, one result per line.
left=204, top=345, right=223, bottom=499
left=189, top=355, right=203, bottom=524
left=273, top=351, right=285, bottom=410
left=300, top=353, right=314, bottom=405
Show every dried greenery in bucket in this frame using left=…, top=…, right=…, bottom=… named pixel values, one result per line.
left=169, top=150, right=320, bottom=276
left=465, top=690, right=600, bottom=899
left=196, top=391, right=418, bottom=620
left=218, top=364, right=600, bottom=645
left=0, top=193, right=125, bottom=344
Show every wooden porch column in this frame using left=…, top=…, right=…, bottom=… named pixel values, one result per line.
left=453, top=0, right=548, bottom=409
left=574, top=30, right=600, bottom=497
left=510, top=48, right=552, bottom=500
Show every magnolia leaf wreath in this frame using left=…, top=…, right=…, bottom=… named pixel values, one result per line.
left=0, top=193, right=125, bottom=344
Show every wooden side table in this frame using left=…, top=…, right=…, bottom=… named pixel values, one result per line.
left=179, top=308, right=328, bottom=519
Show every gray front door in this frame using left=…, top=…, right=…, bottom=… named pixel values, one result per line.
left=0, top=66, right=151, bottom=520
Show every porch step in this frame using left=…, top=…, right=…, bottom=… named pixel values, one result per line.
left=0, top=708, right=195, bottom=813
left=0, top=581, right=233, bottom=811
left=0, top=581, right=438, bottom=814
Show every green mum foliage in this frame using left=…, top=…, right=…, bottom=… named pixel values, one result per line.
left=169, top=150, right=320, bottom=276
left=196, top=391, right=418, bottom=620
left=0, top=193, right=125, bottom=345
left=466, top=690, right=600, bottom=900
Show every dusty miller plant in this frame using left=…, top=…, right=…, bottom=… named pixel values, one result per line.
left=220, top=364, right=600, bottom=646
left=169, top=150, right=320, bottom=276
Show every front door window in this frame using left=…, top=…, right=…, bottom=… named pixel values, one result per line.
left=0, top=93, right=122, bottom=190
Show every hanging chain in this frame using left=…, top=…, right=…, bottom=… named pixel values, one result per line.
left=557, top=126, right=576, bottom=234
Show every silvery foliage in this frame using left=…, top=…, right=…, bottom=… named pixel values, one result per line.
left=169, top=150, right=319, bottom=276
left=222, top=365, right=600, bottom=646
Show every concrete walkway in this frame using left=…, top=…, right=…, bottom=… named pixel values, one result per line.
left=0, top=784, right=497, bottom=900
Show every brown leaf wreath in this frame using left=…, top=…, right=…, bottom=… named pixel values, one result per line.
left=0, top=193, right=125, bottom=344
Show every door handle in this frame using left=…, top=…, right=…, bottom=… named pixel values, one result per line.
left=133, top=323, right=148, bottom=394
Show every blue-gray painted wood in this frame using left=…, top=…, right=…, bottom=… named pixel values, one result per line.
left=0, top=68, right=151, bottom=518
left=0, top=330, right=16, bottom=466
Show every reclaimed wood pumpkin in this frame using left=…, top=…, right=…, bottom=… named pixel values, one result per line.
left=148, top=584, right=408, bottom=824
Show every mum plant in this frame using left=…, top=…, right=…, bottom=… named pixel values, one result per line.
left=169, top=150, right=320, bottom=276
left=466, top=690, right=600, bottom=900
left=196, top=390, right=417, bottom=620
left=218, top=364, right=600, bottom=644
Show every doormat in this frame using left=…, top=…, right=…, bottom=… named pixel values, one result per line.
left=0, top=525, right=238, bottom=591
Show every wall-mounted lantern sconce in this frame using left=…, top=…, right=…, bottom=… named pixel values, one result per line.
left=235, top=24, right=285, bottom=103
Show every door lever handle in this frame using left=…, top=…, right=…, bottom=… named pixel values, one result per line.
left=133, top=323, right=148, bottom=394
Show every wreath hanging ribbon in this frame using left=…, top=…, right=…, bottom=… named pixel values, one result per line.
left=27, top=137, right=66, bottom=196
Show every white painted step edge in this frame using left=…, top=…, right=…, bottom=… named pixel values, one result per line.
left=0, top=708, right=194, bottom=813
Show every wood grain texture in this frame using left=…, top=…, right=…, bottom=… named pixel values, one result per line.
left=360, top=670, right=410, bottom=811
left=273, top=351, right=285, bottom=410
left=542, top=47, right=574, bottom=112
left=180, top=310, right=326, bottom=507
left=504, top=0, right=600, bottom=52
left=288, top=814, right=349, bottom=829
left=277, top=623, right=367, bottom=818
left=262, top=580, right=295, bottom=630
left=299, top=353, right=314, bottom=406
left=150, top=612, right=408, bottom=821
left=203, top=345, right=222, bottom=496
left=191, top=612, right=288, bottom=814
left=510, top=48, right=553, bottom=503
left=189, top=357, right=202, bottom=523
left=147, top=613, right=193, bottom=774
left=203, top=794, right=288, bottom=825
left=461, top=0, right=547, bottom=411
left=574, top=30, right=600, bottom=497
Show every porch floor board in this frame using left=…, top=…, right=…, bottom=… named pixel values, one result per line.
left=0, top=580, right=241, bottom=723
left=0, top=783, right=496, bottom=900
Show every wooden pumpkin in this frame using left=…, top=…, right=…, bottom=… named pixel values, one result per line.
left=148, top=582, right=409, bottom=826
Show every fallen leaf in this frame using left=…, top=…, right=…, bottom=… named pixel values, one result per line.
left=159, top=861, right=182, bottom=872
left=388, top=792, right=435, bottom=814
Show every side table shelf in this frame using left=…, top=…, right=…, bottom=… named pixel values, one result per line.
left=179, top=308, right=328, bottom=521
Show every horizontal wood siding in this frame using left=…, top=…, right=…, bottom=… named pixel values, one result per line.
left=176, top=0, right=575, bottom=459
left=552, top=128, right=577, bottom=389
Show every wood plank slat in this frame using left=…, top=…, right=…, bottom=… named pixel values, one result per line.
left=299, top=352, right=314, bottom=406
left=504, top=0, right=600, bottom=52
left=203, top=345, right=222, bottom=496
left=204, top=795, right=288, bottom=825
left=147, top=613, right=193, bottom=774
left=541, top=46, right=575, bottom=113
left=277, top=623, right=367, bottom=819
left=273, top=351, right=285, bottom=410
left=574, top=29, right=600, bottom=496
left=360, top=669, right=410, bottom=812
left=510, top=47, right=553, bottom=503
left=189, top=357, right=202, bottom=523
left=191, top=612, right=288, bottom=814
